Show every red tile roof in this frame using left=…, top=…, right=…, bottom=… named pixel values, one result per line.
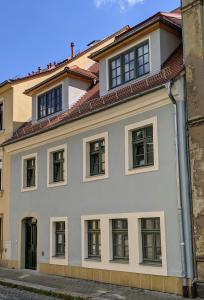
left=3, top=45, right=184, bottom=146
left=24, top=64, right=99, bottom=96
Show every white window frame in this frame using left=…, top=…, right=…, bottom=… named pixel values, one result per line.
left=50, top=217, right=68, bottom=265
left=0, top=158, right=3, bottom=192
left=21, top=153, right=38, bottom=192
left=47, top=144, right=67, bottom=188
left=83, top=132, right=109, bottom=182
left=81, top=212, right=167, bottom=276
left=106, top=35, right=152, bottom=92
left=125, top=116, right=159, bottom=175
left=36, top=81, right=64, bottom=122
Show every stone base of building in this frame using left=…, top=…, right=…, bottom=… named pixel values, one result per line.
left=0, top=260, right=192, bottom=296
left=39, top=263, right=184, bottom=295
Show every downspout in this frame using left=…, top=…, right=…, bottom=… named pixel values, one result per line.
left=168, top=80, right=189, bottom=297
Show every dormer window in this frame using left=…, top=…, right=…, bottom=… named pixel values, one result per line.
left=38, top=85, right=62, bottom=119
left=109, top=41, right=150, bottom=89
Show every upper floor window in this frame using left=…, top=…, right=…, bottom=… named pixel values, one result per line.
left=83, top=132, right=109, bottom=182
left=90, top=140, right=105, bottom=176
left=0, top=103, right=3, bottom=131
left=125, top=117, right=159, bottom=175
left=21, top=153, right=37, bottom=192
left=38, top=85, right=62, bottom=120
left=47, top=144, right=67, bottom=188
left=132, top=125, right=153, bottom=168
left=0, top=160, right=2, bottom=191
left=109, top=41, right=150, bottom=89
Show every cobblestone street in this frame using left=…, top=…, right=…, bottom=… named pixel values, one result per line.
left=0, top=285, right=59, bottom=300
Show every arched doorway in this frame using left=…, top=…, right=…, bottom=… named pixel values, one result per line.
left=24, top=217, right=37, bottom=270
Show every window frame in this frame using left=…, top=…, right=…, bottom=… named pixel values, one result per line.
left=125, top=117, right=159, bottom=175
left=47, top=144, right=67, bottom=188
left=87, top=220, right=101, bottom=260
left=37, top=84, right=63, bottom=120
left=141, top=218, right=162, bottom=265
left=112, top=219, right=129, bottom=261
left=109, top=40, right=150, bottom=90
left=89, top=139, right=105, bottom=177
left=21, top=153, right=38, bottom=192
left=55, top=221, right=66, bottom=257
left=0, top=100, right=4, bottom=131
left=83, top=132, right=109, bottom=182
left=50, top=217, right=68, bottom=265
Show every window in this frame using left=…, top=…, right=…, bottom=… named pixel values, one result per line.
left=50, top=217, right=68, bottom=265
left=21, top=153, right=37, bottom=191
left=55, top=222, right=65, bottom=257
left=141, top=218, right=162, bottom=264
left=112, top=219, right=129, bottom=261
left=0, top=217, right=2, bottom=258
left=125, top=117, right=158, bottom=175
left=87, top=220, right=101, bottom=259
left=47, top=144, right=67, bottom=187
left=109, top=41, right=150, bottom=89
left=132, top=125, right=153, bottom=168
left=83, top=132, right=109, bottom=182
left=90, top=140, right=105, bottom=176
left=26, top=158, right=36, bottom=187
left=0, top=103, right=3, bottom=131
left=38, top=85, right=62, bottom=119
left=53, top=150, right=64, bottom=182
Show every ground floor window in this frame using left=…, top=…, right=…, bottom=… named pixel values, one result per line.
left=112, top=219, right=129, bottom=261
left=141, top=218, right=162, bottom=264
left=87, top=220, right=101, bottom=259
left=55, top=221, right=65, bottom=257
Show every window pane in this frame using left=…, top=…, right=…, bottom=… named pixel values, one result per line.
left=38, top=86, right=62, bottom=119
left=88, top=220, right=101, bottom=258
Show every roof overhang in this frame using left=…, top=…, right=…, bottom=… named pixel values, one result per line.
left=24, top=67, right=97, bottom=96
left=90, top=14, right=182, bottom=62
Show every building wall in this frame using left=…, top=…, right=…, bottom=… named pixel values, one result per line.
left=182, top=0, right=204, bottom=290
left=7, top=101, right=184, bottom=278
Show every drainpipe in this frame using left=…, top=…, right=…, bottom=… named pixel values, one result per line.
left=168, top=80, right=190, bottom=297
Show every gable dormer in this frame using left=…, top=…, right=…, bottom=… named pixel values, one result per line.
left=24, top=66, right=98, bottom=123
left=90, top=12, right=182, bottom=96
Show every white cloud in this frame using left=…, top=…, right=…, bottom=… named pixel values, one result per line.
left=95, top=0, right=144, bottom=12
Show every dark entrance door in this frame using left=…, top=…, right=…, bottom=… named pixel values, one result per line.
left=25, top=218, right=37, bottom=270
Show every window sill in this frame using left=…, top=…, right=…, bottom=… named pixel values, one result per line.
left=47, top=180, right=67, bottom=188
left=139, top=262, right=162, bottom=267
left=125, top=164, right=158, bottom=176
left=84, top=257, right=101, bottom=262
left=109, top=259, right=129, bottom=264
left=83, top=174, right=108, bottom=183
left=50, top=256, right=68, bottom=265
left=21, top=186, right=37, bottom=193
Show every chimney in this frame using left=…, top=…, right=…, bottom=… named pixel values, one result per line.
left=70, top=42, right=75, bottom=58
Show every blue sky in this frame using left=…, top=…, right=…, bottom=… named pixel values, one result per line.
left=0, top=0, right=180, bottom=82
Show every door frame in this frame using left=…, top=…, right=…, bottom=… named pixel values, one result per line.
left=18, top=214, right=40, bottom=270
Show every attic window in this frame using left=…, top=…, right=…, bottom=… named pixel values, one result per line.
left=38, top=85, right=62, bottom=119
left=109, top=41, right=150, bottom=89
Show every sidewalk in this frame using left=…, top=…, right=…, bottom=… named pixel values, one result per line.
left=0, top=267, right=187, bottom=300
